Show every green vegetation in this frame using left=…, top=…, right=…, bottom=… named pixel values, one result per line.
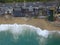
left=0, top=0, right=55, bottom=3
left=0, top=0, right=5, bottom=3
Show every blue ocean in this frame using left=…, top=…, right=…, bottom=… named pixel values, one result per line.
left=0, top=24, right=60, bottom=45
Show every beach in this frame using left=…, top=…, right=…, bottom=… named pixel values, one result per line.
left=0, top=16, right=60, bottom=30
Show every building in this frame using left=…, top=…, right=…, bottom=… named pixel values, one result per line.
left=0, top=7, right=5, bottom=16
left=0, top=2, right=58, bottom=18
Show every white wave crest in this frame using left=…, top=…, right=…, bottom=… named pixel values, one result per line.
left=0, top=24, right=60, bottom=38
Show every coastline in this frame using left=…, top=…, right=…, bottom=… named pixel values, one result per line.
left=0, top=16, right=60, bottom=31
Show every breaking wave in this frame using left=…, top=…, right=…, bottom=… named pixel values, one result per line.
left=0, top=24, right=60, bottom=45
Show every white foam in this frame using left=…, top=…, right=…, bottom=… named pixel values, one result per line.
left=0, top=24, right=9, bottom=31
left=36, top=29, right=50, bottom=38
left=0, top=24, right=59, bottom=38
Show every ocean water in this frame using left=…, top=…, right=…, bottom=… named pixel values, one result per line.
left=0, top=24, right=60, bottom=45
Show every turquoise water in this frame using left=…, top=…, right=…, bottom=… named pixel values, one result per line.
left=0, top=24, right=60, bottom=45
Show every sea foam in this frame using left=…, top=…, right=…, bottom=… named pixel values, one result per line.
left=0, top=24, right=60, bottom=45
left=0, top=24, right=59, bottom=38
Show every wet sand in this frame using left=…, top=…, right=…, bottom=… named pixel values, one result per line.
left=0, top=16, right=60, bottom=30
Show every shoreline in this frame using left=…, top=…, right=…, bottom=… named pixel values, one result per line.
left=0, top=17, right=60, bottom=30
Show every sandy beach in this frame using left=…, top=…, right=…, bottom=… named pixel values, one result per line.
left=0, top=16, right=60, bottom=31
